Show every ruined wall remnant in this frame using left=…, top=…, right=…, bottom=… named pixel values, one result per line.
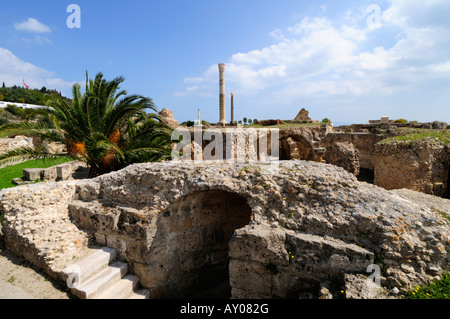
left=323, top=142, right=360, bottom=176
left=159, top=108, right=179, bottom=129
left=0, top=135, right=34, bottom=155
left=374, top=140, right=449, bottom=197
left=322, top=133, right=385, bottom=171
left=294, top=108, right=312, bottom=123
left=1, top=161, right=449, bottom=299
left=179, top=125, right=332, bottom=163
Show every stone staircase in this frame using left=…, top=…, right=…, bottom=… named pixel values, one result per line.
left=61, top=246, right=149, bottom=299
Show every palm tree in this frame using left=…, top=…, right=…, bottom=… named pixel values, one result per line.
left=0, top=72, right=173, bottom=177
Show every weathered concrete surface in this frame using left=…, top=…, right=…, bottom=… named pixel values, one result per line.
left=0, top=160, right=449, bottom=299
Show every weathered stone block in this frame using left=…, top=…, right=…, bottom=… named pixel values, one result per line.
left=41, top=167, right=57, bottom=181
left=229, top=259, right=272, bottom=296
left=57, top=163, right=73, bottom=181
left=23, top=168, right=43, bottom=181
left=229, top=225, right=289, bottom=266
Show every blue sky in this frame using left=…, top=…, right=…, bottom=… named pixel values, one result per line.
left=0, top=0, right=449, bottom=125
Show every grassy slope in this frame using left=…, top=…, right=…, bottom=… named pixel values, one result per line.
left=0, top=157, right=72, bottom=190
left=380, top=129, right=450, bottom=145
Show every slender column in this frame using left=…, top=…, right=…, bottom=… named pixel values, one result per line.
left=218, top=63, right=227, bottom=125
left=230, top=92, right=235, bottom=124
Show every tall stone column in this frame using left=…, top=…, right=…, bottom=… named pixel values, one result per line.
left=218, top=63, right=227, bottom=125
left=230, top=92, right=235, bottom=124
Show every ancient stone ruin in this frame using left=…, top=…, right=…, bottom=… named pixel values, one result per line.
left=0, top=161, right=448, bottom=299
left=294, top=108, right=312, bottom=123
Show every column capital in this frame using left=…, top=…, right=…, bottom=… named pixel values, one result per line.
left=218, top=63, right=226, bottom=72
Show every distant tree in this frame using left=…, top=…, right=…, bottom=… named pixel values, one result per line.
left=394, top=119, right=408, bottom=124
left=238, top=120, right=242, bottom=124
left=17, top=97, right=25, bottom=104
left=0, top=94, right=3, bottom=101
left=248, top=119, right=253, bottom=124
left=322, top=118, right=331, bottom=123
left=180, top=120, right=195, bottom=127
left=40, top=86, right=47, bottom=93
left=253, top=119, right=258, bottom=124
left=243, top=117, right=248, bottom=124
left=5, top=104, right=19, bottom=115
left=2, top=82, right=5, bottom=89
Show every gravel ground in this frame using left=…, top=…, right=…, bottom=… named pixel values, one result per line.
left=0, top=239, right=71, bottom=299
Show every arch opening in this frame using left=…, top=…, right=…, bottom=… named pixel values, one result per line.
left=279, top=135, right=315, bottom=161
left=155, top=189, right=253, bottom=298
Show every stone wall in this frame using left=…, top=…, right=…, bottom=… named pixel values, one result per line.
left=1, top=161, right=449, bottom=299
left=179, top=125, right=333, bottom=163
left=0, top=136, right=34, bottom=168
left=0, top=136, right=34, bottom=155
left=322, top=142, right=360, bottom=176
left=322, top=133, right=385, bottom=171
left=25, top=161, right=88, bottom=182
left=374, top=140, right=449, bottom=197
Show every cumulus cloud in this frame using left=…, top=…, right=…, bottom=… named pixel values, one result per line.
left=14, top=18, right=51, bottom=33
left=0, top=47, right=75, bottom=93
left=175, top=0, right=450, bottom=105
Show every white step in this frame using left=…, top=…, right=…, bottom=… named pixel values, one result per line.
left=72, top=261, right=128, bottom=299
left=94, top=274, right=138, bottom=299
left=128, top=289, right=150, bottom=299
left=62, top=247, right=117, bottom=286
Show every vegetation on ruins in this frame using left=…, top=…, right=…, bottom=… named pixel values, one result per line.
left=379, top=130, right=450, bottom=146
left=0, top=72, right=173, bottom=177
left=404, top=273, right=450, bottom=299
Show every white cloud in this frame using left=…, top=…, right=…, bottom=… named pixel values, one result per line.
left=175, top=0, right=450, bottom=109
left=17, top=35, right=52, bottom=45
left=0, top=47, right=75, bottom=93
left=14, top=18, right=51, bottom=33
left=268, top=29, right=285, bottom=41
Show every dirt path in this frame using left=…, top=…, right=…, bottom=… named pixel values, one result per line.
left=0, top=239, right=72, bottom=299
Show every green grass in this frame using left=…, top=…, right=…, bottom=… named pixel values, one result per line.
left=0, top=157, right=72, bottom=190
left=404, top=273, right=450, bottom=299
left=379, top=130, right=450, bottom=146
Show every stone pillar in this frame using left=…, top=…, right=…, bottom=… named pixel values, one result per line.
left=218, top=63, right=227, bottom=125
left=230, top=92, right=235, bottom=124
left=198, top=109, right=201, bottom=125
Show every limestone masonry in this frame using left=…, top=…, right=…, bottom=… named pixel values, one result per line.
left=0, top=160, right=448, bottom=298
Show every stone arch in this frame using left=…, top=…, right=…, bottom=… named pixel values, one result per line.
left=279, top=135, right=315, bottom=161
left=148, top=189, right=253, bottom=298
